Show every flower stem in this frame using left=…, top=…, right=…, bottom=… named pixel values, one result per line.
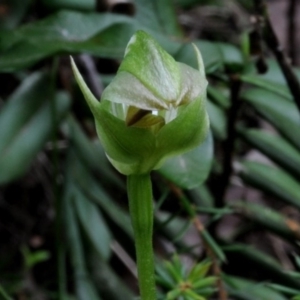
left=127, top=174, right=156, bottom=300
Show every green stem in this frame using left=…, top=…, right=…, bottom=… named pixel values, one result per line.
left=127, top=174, right=156, bottom=300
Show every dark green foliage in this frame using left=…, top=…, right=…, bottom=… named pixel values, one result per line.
left=1, top=0, right=300, bottom=299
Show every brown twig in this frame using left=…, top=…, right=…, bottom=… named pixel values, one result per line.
left=168, top=183, right=228, bottom=300
left=214, top=75, right=242, bottom=207
left=193, top=218, right=228, bottom=300
left=287, top=0, right=298, bottom=65
left=253, top=0, right=300, bottom=113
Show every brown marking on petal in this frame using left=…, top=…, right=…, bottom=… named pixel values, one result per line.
left=126, top=106, right=151, bottom=126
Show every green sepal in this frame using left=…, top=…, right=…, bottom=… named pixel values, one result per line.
left=71, top=31, right=209, bottom=176
left=70, top=56, right=99, bottom=114
left=94, top=105, right=157, bottom=174
left=120, top=30, right=181, bottom=106
left=156, top=95, right=209, bottom=166
left=102, top=31, right=207, bottom=111
left=102, top=71, right=170, bottom=110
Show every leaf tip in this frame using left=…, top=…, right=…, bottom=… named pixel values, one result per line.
left=192, top=43, right=205, bottom=77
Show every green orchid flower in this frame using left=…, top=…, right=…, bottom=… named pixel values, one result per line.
left=71, top=30, right=209, bottom=300
left=71, top=30, right=209, bottom=176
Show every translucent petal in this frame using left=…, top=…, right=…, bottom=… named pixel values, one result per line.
left=120, top=31, right=181, bottom=104
left=102, top=71, right=171, bottom=110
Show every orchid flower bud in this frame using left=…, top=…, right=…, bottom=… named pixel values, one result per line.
left=71, top=30, right=209, bottom=175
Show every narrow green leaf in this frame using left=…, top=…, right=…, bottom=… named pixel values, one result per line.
left=232, top=201, right=300, bottom=243
left=266, top=283, right=300, bottom=296
left=0, top=72, right=48, bottom=152
left=223, top=244, right=300, bottom=289
left=87, top=256, right=135, bottom=300
left=241, top=74, right=291, bottom=101
left=68, top=149, right=132, bottom=238
left=240, top=161, right=300, bottom=209
left=224, top=275, right=288, bottom=300
left=188, top=185, right=215, bottom=208
left=193, top=276, right=217, bottom=290
left=67, top=115, right=124, bottom=189
left=242, top=59, right=300, bottom=94
left=166, top=288, right=182, bottom=300
left=207, top=85, right=230, bottom=109
left=242, top=88, right=300, bottom=150
left=175, top=40, right=243, bottom=74
left=238, top=128, right=300, bottom=178
left=0, top=73, right=70, bottom=184
left=135, top=0, right=183, bottom=37
left=183, top=289, right=206, bottom=300
left=188, top=260, right=212, bottom=282
left=73, top=186, right=112, bottom=261
left=63, top=186, right=101, bottom=300
left=201, top=229, right=226, bottom=263
left=206, top=100, right=227, bottom=139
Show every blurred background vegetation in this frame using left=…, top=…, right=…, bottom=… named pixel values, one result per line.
left=1, top=0, right=300, bottom=299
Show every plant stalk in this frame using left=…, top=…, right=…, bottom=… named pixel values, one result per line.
left=127, top=174, right=156, bottom=300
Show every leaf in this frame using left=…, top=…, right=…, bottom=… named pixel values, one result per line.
left=0, top=11, right=139, bottom=72
left=241, top=74, right=291, bottom=101
left=175, top=40, right=223, bottom=74
left=73, top=186, right=112, bottom=261
left=0, top=10, right=183, bottom=72
left=158, top=131, right=213, bottom=189
left=0, top=72, right=70, bottom=184
left=266, top=283, right=300, bottom=297
left=175, top=40, right=243, bottom=74
left=135, top=0, right=183, bottom=37
left=63, top=192, right=101, bottom=300
left=207, top=85, right=230, bottom=109
left=240, top=161, right=300, bottom=210
left=41, top=0, right=96, bottom=11
left=232, top=201, right=300, bottom=244
left=217, top=42, right=244, bottom=72
left=66, top=143, right=132, bottom=238
left=188, top=260, right=212, bottom=281
left=223, top=244, right=300, bottom=289
left=224, top=275, right=288, bottom=300
left=243, top=59, right=300, bottom=89
left=183, top=289, right=206, bottom=300
left=188, top=185, right=214, bottom=208
left=242, top=88, right=300, bottom=150
left=201, top=229, right=226, bottom=263
left=87, top=256, right=135, bottom=300
left=206, top=100, right=226, bottom=139
left=238, top=128, right=300, bottom=178
left=67, top=116, right=124, bottom=189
